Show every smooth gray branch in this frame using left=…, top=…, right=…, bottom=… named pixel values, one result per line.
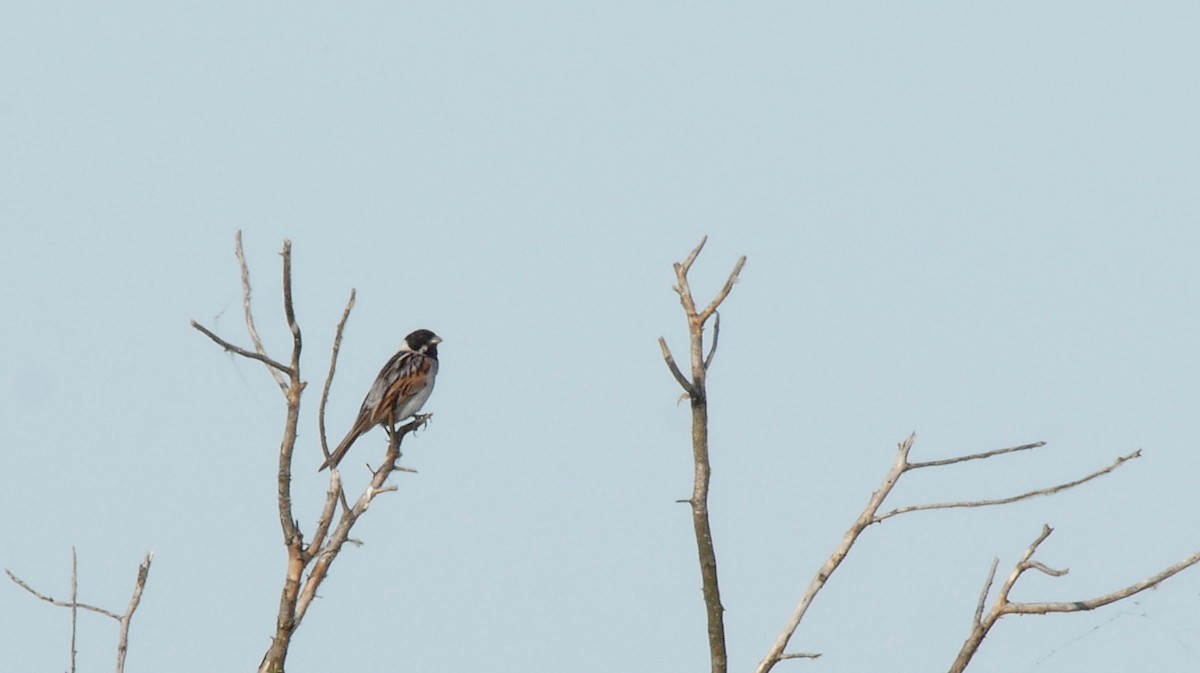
left=907, top=441, right=1047, bottom=469
left=779, top=652, right=822, bottom=661
left=874, top=450, right=1141, bottom=523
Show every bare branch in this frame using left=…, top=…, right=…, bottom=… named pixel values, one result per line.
left=996, top=525, right=1055, bottom=606
left=5, top=569, right=121, bottom=620
left=874, top=451, right=1141, bottom=523
left=680, top=235, right=708, bottom=274
left=697, top=255, right=747, bottom=325
left=1026, top=560, right=1068, bottom=577
left=319, top=289, right=356, bottom=464
left=258, top=239, right=308, bottom=673
left=948, top=528, right=1050, bottom=673
left=907, top=441, right=1047, bottom=469
left=281, top=239, right=302, bottom=375
left=673, top=266, right=699, bottom=319
left=70, top=548, right=77, bottom=673
left=779, top=652, right=822, bottom=661
left=190, top=320, right=294, bottom=375
left=318, top=290, right=357, bottom=518
left=293, top=414, right=431, bottom=626
left=973, top=558, right=999, bottom=628
left=1007, top=549, right=1200, bottom=615
left=273, top=242, right=304, bottom=548
left=755, top=434, right=915, bottom=673
left=658, top=337, right=694, bottom=396
left=703, top=312, right=720, bottom=370
left=949, top=525, right=1200, bottom=673
left=114, top=552, right=154, bottom=673
left=236, top=231, right=289, bottom=391
left=306, top=469, right=342, bottom=562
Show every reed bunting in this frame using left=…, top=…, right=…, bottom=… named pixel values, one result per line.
left=319, top=328, right=441, bottom=471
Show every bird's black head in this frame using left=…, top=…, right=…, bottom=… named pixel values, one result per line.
left=404, top=329, right=441, bottom=358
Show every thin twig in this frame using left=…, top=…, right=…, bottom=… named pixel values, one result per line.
left=5, top=569, right=121, bottom=620
left=236, top=231, right=289, bottom=391
left=1026, top=560, right=1068, bottom=577
left=697, top=256, right=746, bottom=325
left=190, top=320, right=294, bottom=375
left=70, top=548, right=77, bottom=673
left=907, top=441, right=1047, bottom=469
left=658, top=338, right=694, bottom=397
left=281, top=239, right=302, bottom=375
left=680, top=235, right=708, bottom=274
left=115, top=552, right=154, bottom=673
left=703, top=312, right=720, bottom=370
left=319, top=291, right=357, bottom=517
left=318, top=289, right=356, bottom=466
left=973, top=558, right=999, bottom=628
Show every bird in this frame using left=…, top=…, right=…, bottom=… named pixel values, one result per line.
left=319, top=328, right=441, bottom=471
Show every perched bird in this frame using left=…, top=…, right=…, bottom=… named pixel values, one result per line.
left=319, top=329, right=441, bottom=471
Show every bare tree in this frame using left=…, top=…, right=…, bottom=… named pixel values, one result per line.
left=191, top=233, right=432, bottom=673
left=6, top=548, right=154, bottom=673
left=657, top=238, right=1200, bottom=673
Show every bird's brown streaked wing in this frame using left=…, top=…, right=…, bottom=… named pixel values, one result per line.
left=377, top=356, right=434, bottom=422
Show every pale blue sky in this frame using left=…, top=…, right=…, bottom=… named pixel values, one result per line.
left=2, top=3, right=1199, bottom=672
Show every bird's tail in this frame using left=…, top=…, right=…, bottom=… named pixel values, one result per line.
left=319, top=427, right=362, bottom=471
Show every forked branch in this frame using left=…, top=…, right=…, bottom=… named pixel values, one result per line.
left=948, top=526, right=1200, bottom=673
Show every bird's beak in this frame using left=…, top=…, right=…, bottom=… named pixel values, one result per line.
left=432, top=335, right=443, bottom=344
